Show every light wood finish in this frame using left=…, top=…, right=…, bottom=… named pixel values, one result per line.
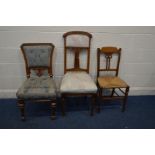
left=61, top=31, right=97, bottom=116
left=97, top=47, right=130, bottom=112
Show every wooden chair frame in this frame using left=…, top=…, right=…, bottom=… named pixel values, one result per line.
left=18, top=43, right=56, bottom=120
left=97, top=47, right=130, bottom=112
left=61, top=31, right=97, bottom=116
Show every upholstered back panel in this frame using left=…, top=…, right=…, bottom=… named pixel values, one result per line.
left=23, top=45, right=52, bottom=67
left=66, top=35, right=89, bottom=47
left=21, top=43, right=54, bottom=77
left=63, top=31, right=92, bottom=73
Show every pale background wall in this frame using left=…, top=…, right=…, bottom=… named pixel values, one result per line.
left=0, top=26, right=155, bottom=98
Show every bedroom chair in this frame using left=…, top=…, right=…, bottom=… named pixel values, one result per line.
left=60, top=31, right=97, bottom=116
left=97, top=47, right=130, bottom=112
left=16, top=43, right=56, bottom=120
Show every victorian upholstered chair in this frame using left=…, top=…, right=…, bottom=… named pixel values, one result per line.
left=97, top=47, right=130, bottom=112
left=60, top=31, right=97, bottom=116
left=16, top=43, right=57, bottom=120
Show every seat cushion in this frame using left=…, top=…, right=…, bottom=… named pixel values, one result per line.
left=60, top=71, right=97, bottom=93
left=16, top=77, right=56, bottom=99
left=98, top=76, right=128, bottom=88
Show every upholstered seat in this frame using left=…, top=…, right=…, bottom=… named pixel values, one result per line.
left=17, top=43, right=56, bottom=120
left=60, top=71, right=97, bottom=93
left=98, top=76, right=128, bottom=88
left=60, top=31, right=97, bottom=116
left=17, top=77, right=56, bottom=99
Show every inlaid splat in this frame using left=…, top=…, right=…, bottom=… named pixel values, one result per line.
left=105, top=54, right=112, bottom=70
left=63, top=31, right=92, bottom=73
left=97, top=46, right=130, bottom=113
left=97, top=47, right=121, bottom=76
left=61, top=31, right=97, bottom=116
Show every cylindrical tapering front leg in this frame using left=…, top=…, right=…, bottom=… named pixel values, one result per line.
left=122, top=87, right=130, bottom=112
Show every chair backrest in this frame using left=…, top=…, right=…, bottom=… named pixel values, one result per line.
left=63, top=31, right=92, bottom=74
left=97, top=47, right=121, bottom=77
left=21, top=43, right=55, bottom=78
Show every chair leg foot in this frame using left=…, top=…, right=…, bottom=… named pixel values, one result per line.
left=122, top=99, right=126, bottom=112
left=122, top=87, right=129, bottom=112
left=18, top=99, right=25, bottom=121
left=90, top=95, right=96, bottom=116
left=97, top=96, right=101, bottom=113
left=21, top=116, right=26, bottom=121
left=51, top=102, right=56, bottom=120
left=97, top=88, right=102, bottom=113
left=90, top=100, right=94, bottom=116
left=121, top=107, right=125, bottom=112
left=97, top=106, right=101, bottom=113
left=111, top=88, right=115, bottom=97
left=51, top=116, right=56, bottom=120
left=61, top=96, right=66, bottom=116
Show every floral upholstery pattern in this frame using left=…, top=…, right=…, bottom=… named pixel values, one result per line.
left=23, top=46, right=52, bottom=67
left=16, top=77, right=56, bottom=99
left=60, top=71, right=97, bottom=93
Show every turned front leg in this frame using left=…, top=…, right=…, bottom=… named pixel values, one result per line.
left=18, top=99, right=25, bottom=121
left=51, top=101, right=56, bottom=120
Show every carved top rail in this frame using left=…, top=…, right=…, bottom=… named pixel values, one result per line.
left=97, top=47, right=121, bottom=77
left=63, top=31, right=92, bottom=74
left=21, top=43, right=55, bottom=78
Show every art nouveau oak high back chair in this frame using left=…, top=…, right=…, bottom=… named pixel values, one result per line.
left=97, top=47, right=130, bottom=112
left=16, top=43, right=57, bottom=120
left=60, top=31, right=97, bottom=116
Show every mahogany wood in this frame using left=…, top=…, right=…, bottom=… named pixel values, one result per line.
left=18, top=43, right=56, bottom=120
left=61, top=31, right=97, bottom=116
left=63, top=31, right=92, bottom=74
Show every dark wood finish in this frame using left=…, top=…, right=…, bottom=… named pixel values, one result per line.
left=21, top=43, right=55, bottom=78
left=61, top=93, right=97, bottom=116
left=97, top=47, right=130, bottom=112
left=61, top=96, right=66, bottom=116
left=18, top=43, right=56, bottom=120
left=122, top=87, right=129, bottom=112
left=18, top=99, right=25, bottom=121
left=61, top=31, right=97, bottom=116
left=50, top=102, right=56, bottom=120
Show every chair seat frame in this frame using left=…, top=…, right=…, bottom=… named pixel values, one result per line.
left=97, top=47, right=130, bottom=112
left=61, top=31, right=97, bottom=116
left=17, top=43, right=56, bottom=121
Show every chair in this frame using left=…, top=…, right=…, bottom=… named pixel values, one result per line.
left=60, top=31, right=97, bottom=116
left=16, top=43, right=57, bottom=120
left=97, top=47, right=130, bottom=112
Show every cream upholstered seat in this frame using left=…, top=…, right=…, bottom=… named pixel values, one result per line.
left=60, top=71, right=97, bottom=93
left=60, top=31, right=97, bottom=116
left=98, top=76, right=128, bottom=89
